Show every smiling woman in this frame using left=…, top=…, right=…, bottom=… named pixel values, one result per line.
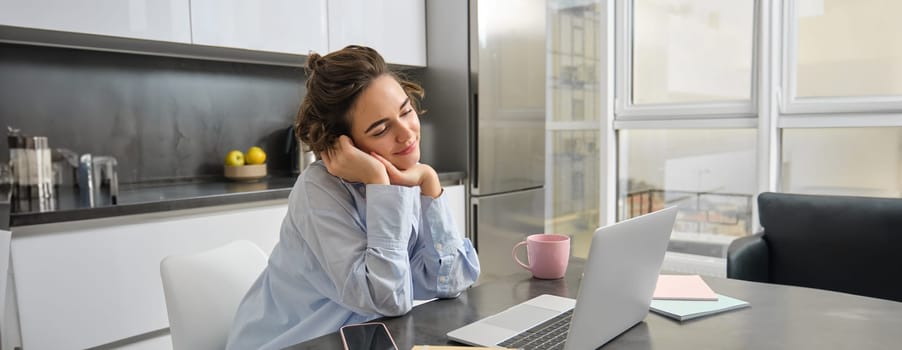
left=225, top=46, right=481, bottom=350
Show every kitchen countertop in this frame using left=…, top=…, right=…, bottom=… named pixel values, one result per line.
left=8, top=171, right=466, bottom=227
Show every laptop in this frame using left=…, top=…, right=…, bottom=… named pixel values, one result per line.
left=447, top=207, right=678, bottom=350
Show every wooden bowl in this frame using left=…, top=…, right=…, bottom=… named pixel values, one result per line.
left=224, top=164, right=267, bottom=181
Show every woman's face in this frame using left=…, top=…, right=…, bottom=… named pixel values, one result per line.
left=348, top=74, right=421, bottom=170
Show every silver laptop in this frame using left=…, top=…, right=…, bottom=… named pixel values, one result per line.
left=447, top=207, right=678, bottom=350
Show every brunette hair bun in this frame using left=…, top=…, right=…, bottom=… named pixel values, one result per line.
left=304, top=52, right=324, bottom=75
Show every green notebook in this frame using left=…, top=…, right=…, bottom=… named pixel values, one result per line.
left=650, top=293, right=749, bottom=321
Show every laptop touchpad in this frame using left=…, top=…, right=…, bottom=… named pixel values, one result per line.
left=484, top=304, right=561, bottom=332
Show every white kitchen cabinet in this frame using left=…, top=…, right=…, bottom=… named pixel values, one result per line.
left=0, top=0, right=429, bottom=67
left=6, top=200, right=286, bottom=350
left=328, top=0, right=427, bottom=67
left=190, top=0, right=328, bottom=55
left=0, top=229, right=16, bottom=350
left=0, top=0, right=191, bottom=43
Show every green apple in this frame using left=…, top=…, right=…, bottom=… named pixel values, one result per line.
left=224, top=150, right=245, bottom=166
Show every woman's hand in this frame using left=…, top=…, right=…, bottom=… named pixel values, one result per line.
left=320, top=135, right=389, bottom=185
left=372, top=153, right=442, bottom=198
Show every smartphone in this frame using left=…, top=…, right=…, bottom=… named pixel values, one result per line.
left=339, top=322, right=399, bottom=350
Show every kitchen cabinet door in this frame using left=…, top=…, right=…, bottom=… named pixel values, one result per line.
left=0, top=0, right=191, bottom=43
left=328, top=0, right=426, bottom=67
left=191, top=0, right=328, bottom=55
left=7, top=201, right=286, bottom=349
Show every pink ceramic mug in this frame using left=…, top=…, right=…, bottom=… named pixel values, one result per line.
left=512, top=233, right=571, bottom=279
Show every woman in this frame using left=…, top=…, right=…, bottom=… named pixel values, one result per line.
left=226, top=45, right=481, bottom=349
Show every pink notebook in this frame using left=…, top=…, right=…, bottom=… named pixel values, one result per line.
left=653, top=275, right=718, bottom=301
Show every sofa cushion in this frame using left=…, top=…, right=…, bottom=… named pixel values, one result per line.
left=758, top=192, right=902, bottom=302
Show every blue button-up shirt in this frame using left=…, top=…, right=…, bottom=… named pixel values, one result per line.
left=226, top=161, right=480, bottom=349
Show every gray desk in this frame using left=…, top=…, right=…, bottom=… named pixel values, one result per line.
left=288, top=263, right=902, bottom=349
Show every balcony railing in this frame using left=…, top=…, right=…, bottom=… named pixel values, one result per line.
left=624, top=189, right=753, bottom=237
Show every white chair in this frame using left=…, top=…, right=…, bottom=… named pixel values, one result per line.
left=160, top=240, right=267, bottom=350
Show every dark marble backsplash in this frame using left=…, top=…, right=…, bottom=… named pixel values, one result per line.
left=0, top=43, right=304, bottom=184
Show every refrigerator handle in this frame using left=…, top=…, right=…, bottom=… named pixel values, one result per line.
left=470, top=198, right=479, bottom=250
left=471, top=93, right=479, bottom=193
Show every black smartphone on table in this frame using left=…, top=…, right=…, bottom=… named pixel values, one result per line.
left=339, top=322, right=399, bottom=350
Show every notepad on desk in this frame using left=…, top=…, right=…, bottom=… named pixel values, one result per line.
left=653, top=274, right=718, bottom=301
left=650, top=293, right=749, bottom=321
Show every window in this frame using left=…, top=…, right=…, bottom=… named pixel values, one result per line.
left=779, top=0, right=902, bottom=197
left=782, top=0, right=902, bottom=113
left=618, top=129, right=757, bottom=247
left=794, top=0, right=902, bottom=98
left=598, top=0, right=902, bottom=278
left=551, top=130, right=600, bottom=258
left=781, top=127, right=902, bottom=197
left=614, top=0, right=759, bottom=267
left=632, top=0, right=754, bottom=105
left=617, top=0, right=757, bottom=119
left=548, top=1, right=604, bottom=259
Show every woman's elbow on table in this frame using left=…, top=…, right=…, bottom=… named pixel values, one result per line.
left=374, top=296, right=413, bottom=317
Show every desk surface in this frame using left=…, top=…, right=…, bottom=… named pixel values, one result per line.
left=288, top=264, right=902, bottom=349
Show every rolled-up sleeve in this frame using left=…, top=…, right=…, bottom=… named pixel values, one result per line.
left=410, top=192, right=481, bottom=299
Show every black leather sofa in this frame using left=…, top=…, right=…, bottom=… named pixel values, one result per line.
left=727, top=192, right=902, bottom=302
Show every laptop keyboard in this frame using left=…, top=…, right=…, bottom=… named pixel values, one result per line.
left=497, top=309, right=573, bottom=350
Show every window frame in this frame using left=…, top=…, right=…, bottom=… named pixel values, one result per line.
left=612, top=0, right=764, bottom=233
left=545, top=1, right=615, bottom=236
left=614, top=0, right=761, bottom=120
left=780, top=0, right=902, bottom=115
left=776, top=0, right=902, bottom=198
left=599, top=0, right=900, bottom=269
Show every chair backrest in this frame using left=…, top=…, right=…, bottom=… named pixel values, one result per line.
left=160, top=240, right=267, bottom=350
left=759, top=192, right=902, bottom=302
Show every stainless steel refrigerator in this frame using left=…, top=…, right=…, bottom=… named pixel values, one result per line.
left=423, top=0, right=546, bottom=282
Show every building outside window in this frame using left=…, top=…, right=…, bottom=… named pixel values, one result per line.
left=547, top=0, right=604, bottom=259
